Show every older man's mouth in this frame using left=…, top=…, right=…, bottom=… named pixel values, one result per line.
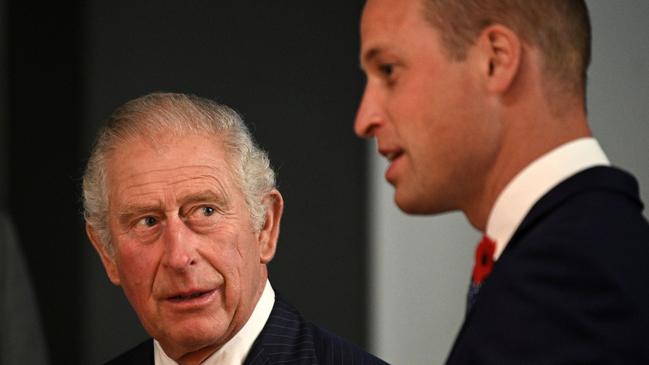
left=169, top=291, right=210, bottom=301
left=165, top=288, right=218, bottom=308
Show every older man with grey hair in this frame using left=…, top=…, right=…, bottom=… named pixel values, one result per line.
left=84, top=92, right=388, bottom=365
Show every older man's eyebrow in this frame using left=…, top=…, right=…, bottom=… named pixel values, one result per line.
left=114, top=188, right=230, bottom=225
left=178, top=190, right=229, bottom=207
left=117, top=202, right=164, bottom=226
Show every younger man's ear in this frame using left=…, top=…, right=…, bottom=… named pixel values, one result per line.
left=86, top=223, right=121, bottom=286
left=475, top=24, right=522, bottom=93
left=257, top=189, right=284, bottom=264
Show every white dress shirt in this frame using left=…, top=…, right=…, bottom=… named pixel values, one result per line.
left=485, top=138, right=610, bottom=260
left=154, top=279, right=275, bottom=365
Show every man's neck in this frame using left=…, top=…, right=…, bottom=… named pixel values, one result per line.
left=463, top=103, right=591, bottom=231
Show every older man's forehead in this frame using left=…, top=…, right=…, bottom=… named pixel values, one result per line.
left=109, top=164, right=232, bottom=204
left=120, top=164, right=230, bottom=189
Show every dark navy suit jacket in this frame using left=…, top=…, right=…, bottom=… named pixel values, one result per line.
left=446, top=167, right=649, bottom=364
left=105, top=296, right=388, bottom=365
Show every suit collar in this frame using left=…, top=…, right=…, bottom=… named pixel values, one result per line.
left=502, top=166, right=642, bottom=258
left=447, top=166, right=643, bottom=364
left=486, top=138, right=609, bottom=259
left=244, top=297, right=318, bottom=365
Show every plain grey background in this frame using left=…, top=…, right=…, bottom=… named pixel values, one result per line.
left=367, top=1, right=649, bottom=364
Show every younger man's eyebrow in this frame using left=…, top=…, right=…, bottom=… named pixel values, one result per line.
left=361, top=47, right=382, bottom=69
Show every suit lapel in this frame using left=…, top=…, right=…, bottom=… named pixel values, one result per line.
left=244, top=297, right=318, bottom=365
left=446, top=166, right=641, bottom=363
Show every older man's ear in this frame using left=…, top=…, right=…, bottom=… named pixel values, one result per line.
left=86, top=223, right=121, bottom=286
left=258, top=189, right=284, bottom=264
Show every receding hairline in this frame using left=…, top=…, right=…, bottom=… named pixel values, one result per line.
left=418, top=0, right=591, bottom=96
left=100, top=125, right=243, bottom=202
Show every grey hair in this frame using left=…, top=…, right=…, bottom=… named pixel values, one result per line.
left=82, top=92, right=276, bottom=253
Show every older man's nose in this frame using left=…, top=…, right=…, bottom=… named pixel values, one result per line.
left=162, top=217, right=197, bottom=271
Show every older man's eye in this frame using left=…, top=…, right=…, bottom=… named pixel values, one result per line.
left=136, top=216, right=158, bottom=227
left=201, top=206, right=215, bottom=216
left=127, top=215, right=162, bottom=243
left=186, top=205, right=221, bottom=229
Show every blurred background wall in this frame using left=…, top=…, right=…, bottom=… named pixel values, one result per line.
left=0, top=1, right=647, bottom=364
left=0, top=0, right=6, bottom=209
left=2, top=1, right=367, bottom=364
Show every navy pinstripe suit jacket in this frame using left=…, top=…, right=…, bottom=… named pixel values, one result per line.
left=105, top=297, right=388, bottom=365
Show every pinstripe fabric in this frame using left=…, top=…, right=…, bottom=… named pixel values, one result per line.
left=244, top=297, right=389, bottom=365
left=103, top=297, right=388, bottom=365
left=104, top=339, right=153, bottom=365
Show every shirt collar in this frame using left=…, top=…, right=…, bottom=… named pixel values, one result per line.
left=486, top=138, right=610, bottom=260
left=154, top=279, right=275, bottom=365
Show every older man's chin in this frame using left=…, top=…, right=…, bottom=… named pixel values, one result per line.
left=157, top=324, right=233, bottom=364
left=168, top=342, right=221, bottom=365
left=148, top=304, right=239, bottom=362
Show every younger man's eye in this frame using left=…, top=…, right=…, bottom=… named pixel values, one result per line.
left=379, top=63, right=394, bottom=76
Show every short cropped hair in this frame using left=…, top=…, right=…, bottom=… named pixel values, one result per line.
left=422, top=0, right=591, bottom=94
left=82, top=92, right=276, bottom=253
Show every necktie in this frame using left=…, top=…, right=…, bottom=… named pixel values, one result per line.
left=466, top=235, right=496, bottom=312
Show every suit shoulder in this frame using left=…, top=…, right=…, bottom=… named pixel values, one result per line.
left=250, top=298, right=389, bottom=364
left=276, top=300, right=388, bottom=364
left=103, top=339, right=153, bottom=365
left=307, top=322, right=390, bottom=365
